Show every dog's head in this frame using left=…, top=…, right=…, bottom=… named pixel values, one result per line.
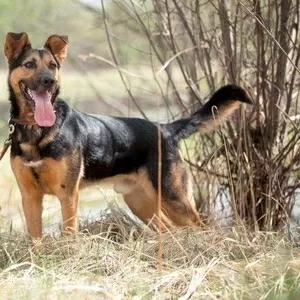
left=4, top=32, right=68, bottom=127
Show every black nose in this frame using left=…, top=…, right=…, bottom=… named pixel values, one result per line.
left=41, top=75, right=55, bottom=88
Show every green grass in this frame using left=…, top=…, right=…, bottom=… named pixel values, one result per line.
left=0, top=204, right=299, bottom=299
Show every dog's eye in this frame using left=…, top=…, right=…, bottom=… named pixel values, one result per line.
left=49, top=63, right=57, bottom=70
left=24, top=62, right=35, bottom=69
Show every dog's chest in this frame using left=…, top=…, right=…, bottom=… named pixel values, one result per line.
left=14, top=125, right=59, bottom=163
left=13, top=142, right=67, bottom=195
left=19, top=142, right=42, bottom=163
left=11, top=154, right=72, bottom=196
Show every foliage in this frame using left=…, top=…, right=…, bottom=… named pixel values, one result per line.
left=0, top=0, right=105, bottom=68
left=98, top=0, right=300, bottom=230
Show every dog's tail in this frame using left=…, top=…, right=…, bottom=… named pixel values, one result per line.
left=166, top=84, right=252, bottom=140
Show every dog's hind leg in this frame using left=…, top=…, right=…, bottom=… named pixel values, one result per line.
left=161, top=198, right=201, bottom=227
left=123, top=185, right=174, bottom=230
left=161, top=162, right=202, bottom=227
left=121, top=166, right=201, bottom=230
left=119, top=169, right=174, bottom=230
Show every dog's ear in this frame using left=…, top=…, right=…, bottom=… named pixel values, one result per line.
left=4, top=32, right=31, bottom=62
left=44, top=35, right=68, bottom=64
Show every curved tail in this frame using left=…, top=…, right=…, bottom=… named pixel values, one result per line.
left=167, top=84, right=252, bottom=140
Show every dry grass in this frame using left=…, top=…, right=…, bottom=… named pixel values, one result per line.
left=0, top=203, right=299, bottom=300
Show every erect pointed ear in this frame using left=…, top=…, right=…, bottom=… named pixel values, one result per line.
left=44, top=35, right=68, bottom=64
left=4, top=32, right=31, bottom=62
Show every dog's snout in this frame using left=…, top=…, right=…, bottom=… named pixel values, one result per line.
left=41, top=75, right=55, bottom=88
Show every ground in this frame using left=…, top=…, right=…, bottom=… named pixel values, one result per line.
left=0, top=204, right=300, bottom=300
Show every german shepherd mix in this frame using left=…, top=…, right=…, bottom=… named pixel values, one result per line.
left=3, top=32, right=251, bottom=241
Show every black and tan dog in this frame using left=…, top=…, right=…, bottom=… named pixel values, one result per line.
left=3, top=32, right=251, bottom=240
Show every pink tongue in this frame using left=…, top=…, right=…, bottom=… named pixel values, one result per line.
left=31, top=91, right=56, bottom=127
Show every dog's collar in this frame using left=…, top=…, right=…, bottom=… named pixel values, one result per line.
left=11, top=117, right=37, bottom=126
left=0, top=118, right=15, bottom=161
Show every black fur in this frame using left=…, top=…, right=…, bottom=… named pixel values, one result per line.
left=4, top=33, right=253, bottom=236
left=10, top=84, right=251, bottom=200
left=168, top=84, right=252, bottom=140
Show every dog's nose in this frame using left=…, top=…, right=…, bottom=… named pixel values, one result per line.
left=41, top=75, right=55, bottom=88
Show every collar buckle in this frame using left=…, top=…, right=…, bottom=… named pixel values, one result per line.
left=0, top=120, right=15, bottom=161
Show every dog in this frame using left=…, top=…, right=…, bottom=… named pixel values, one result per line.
left=3, top=32, right=252, bottom=240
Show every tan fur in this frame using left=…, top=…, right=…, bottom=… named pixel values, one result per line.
left=44, top=35, right=68, bottom=64
left=9, top=64, right=36, bottom=123
left=20, top=144, right=40, bottom=164
left=121, top=169, right=174, bottom=229
left=102, top=167, right=201, bottom=229
left=9, top=51, right=60, bottom=123
left=4, top=32, right=30, bottom=61
left=161, top=163, right=201, bottom=226
left=199, top=101, right=241, bottom=133
left=36, top=157, right=69, bottom=195
left=20, top=142, right=36, bottom=153
left=11, top=156, right=43, bottom=238
left=11, top=153, right=83, bottom=238
left=38, top=127, right=59, bottom=148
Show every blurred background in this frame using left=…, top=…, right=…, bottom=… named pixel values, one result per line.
left=0, top=0, right=299, bottom=234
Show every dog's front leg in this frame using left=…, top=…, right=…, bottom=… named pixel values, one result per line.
left=57, top=189, right=79, bottom=235
left=11, top=156, right=44, bottom=240
left=21, top=191, right=44, bottom=240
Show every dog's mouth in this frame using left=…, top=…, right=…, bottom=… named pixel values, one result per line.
left=20, top=82, right=56, bottom=127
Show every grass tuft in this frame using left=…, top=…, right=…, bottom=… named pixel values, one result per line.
left=0, top=203, right=299, bottom=299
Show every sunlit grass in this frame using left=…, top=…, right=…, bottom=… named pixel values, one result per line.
left=0, top=204, right=299, bottom=299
